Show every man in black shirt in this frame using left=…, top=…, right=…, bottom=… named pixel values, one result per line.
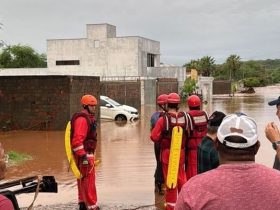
left=197, top=111, right=226, bottom=173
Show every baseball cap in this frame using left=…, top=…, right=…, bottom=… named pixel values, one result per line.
left=268, top=96, right=280, bottom=106
left=217, top=113, right=258, bottom=148
left=208, top=111, right=226, bottom=127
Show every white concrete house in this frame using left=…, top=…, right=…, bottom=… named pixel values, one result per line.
left=1, top=23, right=186, bottom=91
left=47, top=23, right=161, bottom=77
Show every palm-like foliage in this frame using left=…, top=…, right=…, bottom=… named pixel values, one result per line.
left=184, top=59, right=200, bottom=73
left=226, top=54, right=241, bottom=80
left=199, top=56, right=215, bottom=76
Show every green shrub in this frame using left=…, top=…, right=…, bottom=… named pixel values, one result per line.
left=243, top=77, right=261, bottom=87
left=7, top=151, right=32, bottom=165
left=180, top=78, right=197, bottom=100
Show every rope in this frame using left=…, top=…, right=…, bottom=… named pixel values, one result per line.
left=27, top=176, right=41, bottom=210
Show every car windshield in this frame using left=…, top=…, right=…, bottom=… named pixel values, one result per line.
left=106, top=97, right=121, bottom=107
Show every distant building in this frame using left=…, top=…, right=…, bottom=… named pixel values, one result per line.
left=46, top=23, right=185, bottom=85
left=1, top=23, right=185, bottom=83
left=0, top=23, right=185, bottom=100
left=47, top=23, right=160, bottom=77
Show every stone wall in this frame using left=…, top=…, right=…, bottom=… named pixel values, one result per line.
left=213, top=80, right=231, bottom=95
left=100, top=78, right=178, bottom=108
left=100, top=80, right=141, bottom=111
left=0, top=76, right=99, bottom=131
left=156, top=78, right=178, bottom=96
left=0, top=75, right=178, bottom=130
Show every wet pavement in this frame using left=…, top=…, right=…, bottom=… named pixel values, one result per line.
left=0, top=85, right=280, bottom=209
left=22, top=203, right=158, bottom=210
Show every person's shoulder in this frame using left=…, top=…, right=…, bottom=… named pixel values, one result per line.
left=180, top=170, right=216, bottom=195
left=73, top=113, right=90, bottom=125
left=151, top=111, right=160, bottom=119
left=199, top=136, right=214, bottom=148
left=0, top=194, right=14, bottom=209
left=187, top=169, right=218, bottom=185
left=256, top=163, right=280, bottom=174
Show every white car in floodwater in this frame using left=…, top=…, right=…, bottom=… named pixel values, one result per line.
left=100, top=95, right=139, bottom=121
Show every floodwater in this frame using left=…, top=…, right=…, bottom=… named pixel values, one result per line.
left=0, top=85, right=279, bottom=209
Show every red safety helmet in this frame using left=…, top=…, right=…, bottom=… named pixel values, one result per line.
left=187, top=95, right=201, bottom=108
left=167, top=93, right=180, bottom=104
left=157, top=94, right=168, bottom=105
left=81, top=94, right=97, bottom=106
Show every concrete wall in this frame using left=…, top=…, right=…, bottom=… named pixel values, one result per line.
left=142, top=78, right=178, bottom=105
left=147, top=66, right=185, bottom=89
left=86, top=24, right=116, bottom=40
left=106, top=37, right=139, bottom=76
left=143, top=79, right=157, bottom=105
left=0, top=76, right=99, bottom=131
left=0, top=68, right=50, bottom=76
left=197, top=76, right=214, bottom=102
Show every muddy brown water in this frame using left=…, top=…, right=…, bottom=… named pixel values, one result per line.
left=0, top=85, right=279, bottom=209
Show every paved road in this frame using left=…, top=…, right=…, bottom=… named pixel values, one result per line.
left=22, top=202, right=159, bottom=210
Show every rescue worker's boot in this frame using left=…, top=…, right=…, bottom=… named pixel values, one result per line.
left=161, top=183, right=166, bottom=195
left=79, top=202, right=87, bottom=210
left=155, top=182, right=164, bottom=195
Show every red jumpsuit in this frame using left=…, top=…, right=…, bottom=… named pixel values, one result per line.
left=150, top=112, right=187, bottom=210
left=71, top=110, right=98, bottom=210
left=185, top=110, right=208, bottom=180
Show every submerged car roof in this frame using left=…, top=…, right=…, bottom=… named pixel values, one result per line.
left=100, top=95, right=108, bottom=99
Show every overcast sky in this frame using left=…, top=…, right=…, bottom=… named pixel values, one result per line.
left=1, top=0, right=279, bottom=65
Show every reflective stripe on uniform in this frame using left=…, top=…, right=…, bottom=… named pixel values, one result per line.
left=170, top=116, right=186, bottom=124
left=187, top=113, right=193, bottom=131
left=166, top=202, right=176, bottom=207
left=193, top=115, right=207, bottom=123
left=73, top=145, right=84, bottom=152
left=87, top=204, right=98, bottom=209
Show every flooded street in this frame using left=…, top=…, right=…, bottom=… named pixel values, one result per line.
left=0, top=85, right=279, bottom=209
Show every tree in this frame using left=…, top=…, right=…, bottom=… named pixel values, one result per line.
left=199, top=56, right=215, bottom=76
left=226, top=54, right=241, bottom=80
left=184, top=59, right=200, bottom=73
left=180, top=78, right=197, bottom=100
left=0, top=44, right=47, bottom=68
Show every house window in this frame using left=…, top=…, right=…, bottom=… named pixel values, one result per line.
left=56, top=60, right=80, bottom=66
left=147, top=53, right=155, bottom=67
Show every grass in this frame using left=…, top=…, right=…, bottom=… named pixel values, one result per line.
left=7, top=151, right=33, bottom=165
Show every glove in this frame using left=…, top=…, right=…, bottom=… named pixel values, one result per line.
left=81, top=155, right=89, bottom=165
left=80, top=155, right=91, bottom=178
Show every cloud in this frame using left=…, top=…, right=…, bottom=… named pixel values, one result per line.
left=1, top=0, right=279, bottom=65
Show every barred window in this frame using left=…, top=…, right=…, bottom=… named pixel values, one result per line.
left=147, top=53, right=155, bottom=67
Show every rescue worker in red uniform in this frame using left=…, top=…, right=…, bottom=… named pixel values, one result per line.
left=150, top=94, right=168, bottom=194
left=71, top=94, right=99, bottom=210
left=185, top=95, right=208, bottom=180
left=150, top=93, right=187, bottom=210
